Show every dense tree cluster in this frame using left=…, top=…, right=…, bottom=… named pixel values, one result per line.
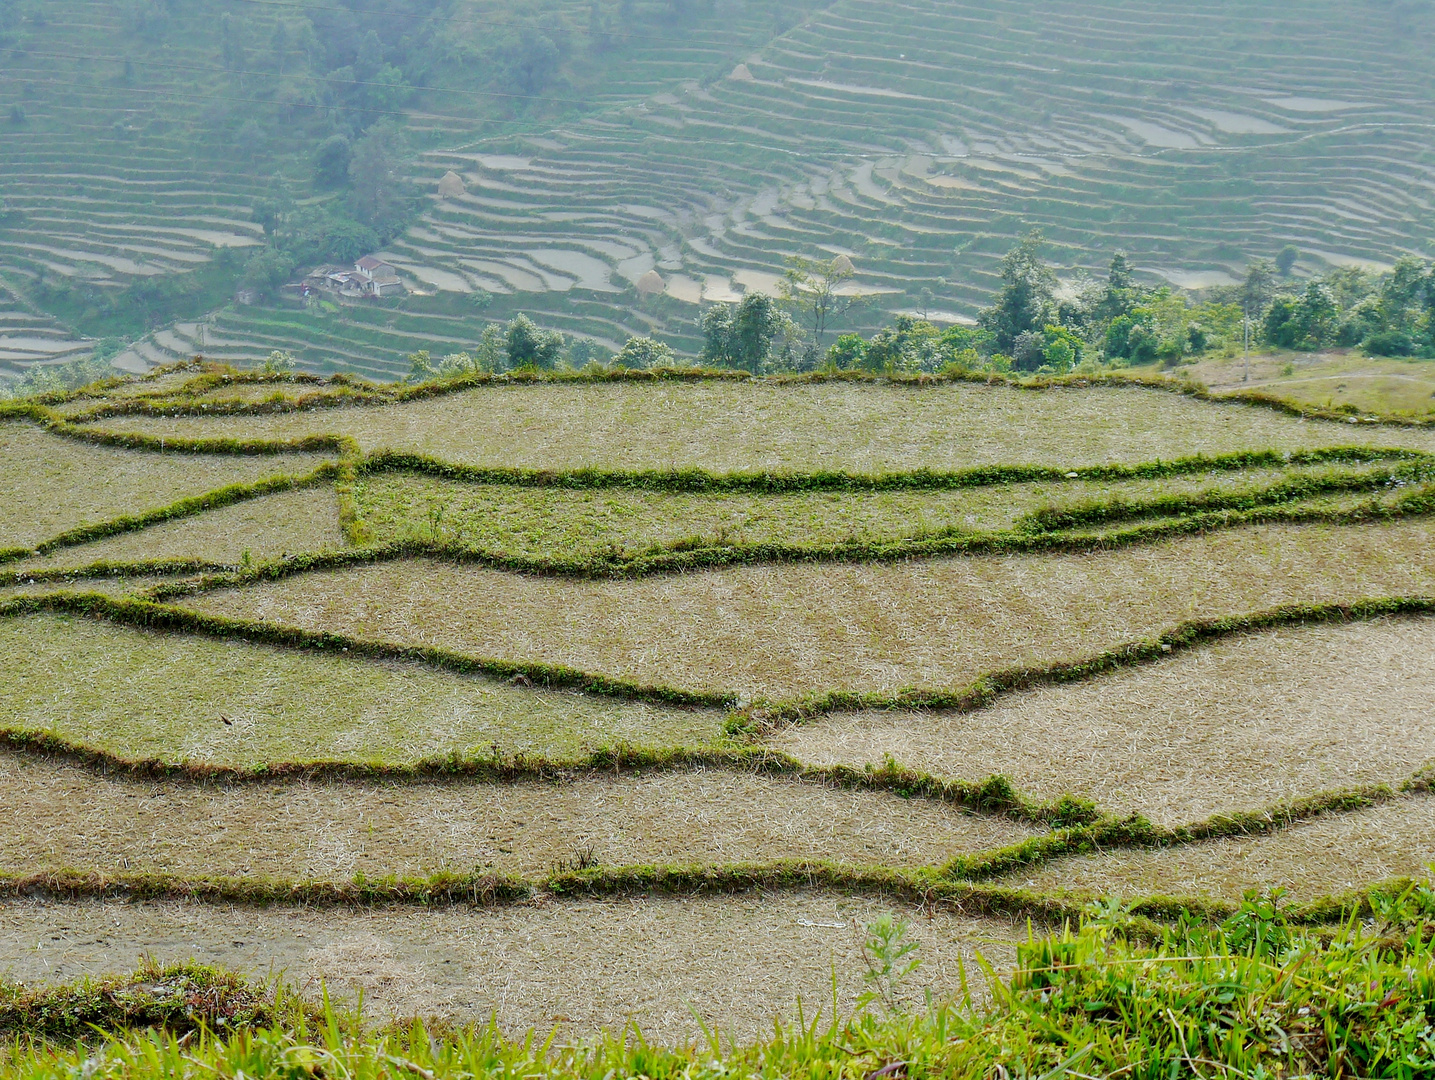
left=812, top=237, right=1435, bottom=377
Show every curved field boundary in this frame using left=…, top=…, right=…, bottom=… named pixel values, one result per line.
left=0, top=861, right=1416, bottom=931
left=36, top=362, right=1435, bottom=430
left=0, top=467, right=338, bottom=568
left=943, top=778, right=1433, bottom=883
left=356, top=446, right=1425, bottom=494
left=0, top=591, right=734, bottom=710
left=5, top=446, right=1424, bottom=582
left=748, top=596, right=1435, bottom=723
left=0, top=728, right=1092, bottom=826
left=0, top=403, right=355, bottom=458
left=6, top=591, right=1435, bottom=731
left=101, top=484, right=1434, bottom=593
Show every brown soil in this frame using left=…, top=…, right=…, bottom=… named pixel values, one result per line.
left=0, top=420, right=327, bottom=550
left=75, top=381, right=1435, bottom=472
left=0, top=756, right=1038, bottom=879
left=8, top=486, right=344, bottom=574
left=775, top=617, right=1435, bottom=825
left=0, top=894, right=1021, bottom=1039
left=187, top=520, right=1435, bottom=701
left=1001, top=794, right=1435, bottom=903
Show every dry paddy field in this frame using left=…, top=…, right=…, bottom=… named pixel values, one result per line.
left=186, top=520, right=1435, bottom=700
left=4, top=371, right=1435, bottom=1029
left=76, top=380, right=1435, bottom=470
left=0, top=895, right=1021, bottom=1039
left=354, top=460, right=1400, bottom=557
left=0, top=420, right=329, bottom=551
left=776, top=616, right=1435, bottom=824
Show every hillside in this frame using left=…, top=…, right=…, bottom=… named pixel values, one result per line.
left=2, top=0, right=1434, bottom=379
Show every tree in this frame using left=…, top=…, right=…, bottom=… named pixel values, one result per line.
left=1275, top=245, right=1301, bottom=276
left=1241, top=260, right=1278, bottom=319
left=614, top=336, right=673, bottom=369
left=505, top=28, right=561, bottom=95
left=240, top=247, right=297, bottom=300
left=700, top=304, right=734, bottom=367
left=220, top=13, right=245, bottom=71
left=1094, top=252, right=1145, bottom=325
left=701, top=295, right=779, bottom=372
left=979, top=233, right=1058, bottom=352
left=729, top=293, right=780, bottom=373
left=1263, top=282, right=1338, bottom=351
left=779, top=254, right=862, bottom=354
left=271, top=21, right=290, bottom=73
left=505, top=315, right=562, bottom=369
left=347, top=124, right=409, bottom=231
left=825, top=333, right=867, bottom=370
left=864, top=315, right=941, bottom=373
left=313, top=135, right=352, bottom=190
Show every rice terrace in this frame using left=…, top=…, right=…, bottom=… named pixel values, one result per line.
left=3, top=0, right=1435, bottom=1077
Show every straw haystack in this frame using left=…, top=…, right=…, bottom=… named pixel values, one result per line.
left=832, top=254, right=855, bottom=275
left=437, top=171, right=467, bottom=198
left=728, top=63, right=755, bottom=82
left=636, top=269, right=666, bottom=295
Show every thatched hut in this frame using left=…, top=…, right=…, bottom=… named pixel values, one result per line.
left=437, top=171, right=467, bottom=199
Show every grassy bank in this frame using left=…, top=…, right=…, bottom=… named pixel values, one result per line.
left=4, top=886, right=1434, bottom=1077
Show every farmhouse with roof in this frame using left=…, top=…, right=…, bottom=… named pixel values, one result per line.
left=355, top=255, right=405, bottom=297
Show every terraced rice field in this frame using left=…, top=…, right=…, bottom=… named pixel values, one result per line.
left=3, top=369, right=1434, bottom=1032
left=73, top=380, right=1435, bottom=466
left=4, top=2, right=1435, bottom=378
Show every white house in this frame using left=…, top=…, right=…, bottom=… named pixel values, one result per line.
left=355, top=255, right=404, bottom=297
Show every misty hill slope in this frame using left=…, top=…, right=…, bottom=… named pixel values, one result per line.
left=1, top=0, right=1433, bottom=377
left=393, top=0, right=1435, bottom=337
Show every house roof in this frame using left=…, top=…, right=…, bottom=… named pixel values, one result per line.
left=356, top=255, right=392, bottom=272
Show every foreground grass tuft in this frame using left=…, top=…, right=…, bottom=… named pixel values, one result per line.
left=4, top=887, right=1434, bottom=1077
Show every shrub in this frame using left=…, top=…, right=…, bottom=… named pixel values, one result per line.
left=613, top=336, right=673, bottom=369
left=1364, top=329, right=1416, bottom=357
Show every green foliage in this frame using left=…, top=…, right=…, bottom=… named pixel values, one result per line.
left=0, top=960, right=277, bottom=1040
left=345, top=122, right=415, bottom=233
left=701, top=294, right=782, bottom=373
left=858, top=915, right=922, bottom=1016
left=825, top=332, right=867, bottom=370
left=865, top=314, right=943, bottom=373
left=311, top=134, right=352, bottom=190
left=1264, top=282, right=1339, bottom=351
left=612, top=335, right=673, bottom=370
left=979, top=232, right=1057, bottom=352
left=505, top=315, right=563, bottom=370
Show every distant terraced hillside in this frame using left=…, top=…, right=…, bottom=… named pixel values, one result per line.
left=2, top=0, right=1433, bottom=379
left=391, top=0, right=1435, bottom=350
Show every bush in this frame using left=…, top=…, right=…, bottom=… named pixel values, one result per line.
left=505, top=315, right=563, bottom=370
left=613, top=336, right=673, bottom=369
left=1364, top=329, right=1416, bottom=357
left=825, top=333, right=867, bottom=370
